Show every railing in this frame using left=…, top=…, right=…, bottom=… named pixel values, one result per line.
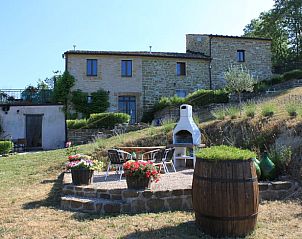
left=0, top=89, right=53, bottom=104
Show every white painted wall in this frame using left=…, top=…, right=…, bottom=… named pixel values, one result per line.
left=0, top=105, right=66, bottom=150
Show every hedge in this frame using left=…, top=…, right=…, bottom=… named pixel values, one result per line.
left=66, top=119, right=87, bottom=129
left=87, top=113, right=130, bottom=129
left=0, top=140, right=14, bottom=155
left=142, top=89, right=229, bottom=123
left=283, top=69, right=302, bottom=81
left=67, top=113, right=130, bottom=129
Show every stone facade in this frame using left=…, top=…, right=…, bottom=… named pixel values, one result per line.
left=186, top=34, right=272, bottom=89
left=64, top=33, right=272, bottom=121
left=142, top=58, right=209, bottom=109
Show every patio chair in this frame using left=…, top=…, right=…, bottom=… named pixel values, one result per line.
left=105, top=149, right=132, bottom=181
left=142, top=148, right=165, bottom=173
left=162, top=147, right=176, bottom=173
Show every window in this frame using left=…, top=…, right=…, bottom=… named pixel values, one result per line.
left=87, top=96, right=93, bottom=104
left=177, top=62, right=186, bottom=76
left=237, top=50, right=245, bottom=62
left=87, top=59, right=97, bottom=76
left=121, top=60, right=132, bottom=77
left=175, top=89, right=187, bottom=98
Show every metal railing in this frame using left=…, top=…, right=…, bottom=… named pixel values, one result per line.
left=0, top=89, right=53, bottom=104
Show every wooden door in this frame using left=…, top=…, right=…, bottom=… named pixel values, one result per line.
left=26, top=114, right=43, bottom=148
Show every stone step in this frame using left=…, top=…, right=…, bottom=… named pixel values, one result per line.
left=61, top=196, right=129, bottom=214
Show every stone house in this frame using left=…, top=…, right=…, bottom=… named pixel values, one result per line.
left=64, top=34, right=272, bottom=123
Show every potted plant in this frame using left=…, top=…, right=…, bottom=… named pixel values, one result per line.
left=66, top=154, right=96, bottom=185
left=123, top=160, right=160, bottom=190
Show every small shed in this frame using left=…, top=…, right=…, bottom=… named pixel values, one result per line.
left=0, top=104, right=66, bottom=150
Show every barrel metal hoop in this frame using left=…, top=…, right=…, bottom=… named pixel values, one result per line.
left=197, top=212, right=258, bottom=221
left=193, top=174, right=258, bottom=183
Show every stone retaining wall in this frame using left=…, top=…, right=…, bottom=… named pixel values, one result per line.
left=61, top=172, right=299, bottom=214
left=61, top=185, right=192, bottom=214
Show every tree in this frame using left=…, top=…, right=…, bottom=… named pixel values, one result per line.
left=243, top=0, right=302, bottom=67
left=53, top=71, right=75, bottom=115
left=224, top=65, right=256, bottom=105
left=243, top=10, right=289, bottom=66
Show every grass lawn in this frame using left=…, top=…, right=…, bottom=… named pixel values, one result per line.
left=0, top=127, right=301, bottom=238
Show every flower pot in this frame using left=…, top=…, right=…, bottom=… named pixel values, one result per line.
left=71, top=169, right=94, bottom=185
left=126, top=175, right=150, bottom=190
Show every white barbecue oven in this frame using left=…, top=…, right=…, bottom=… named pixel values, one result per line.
left=172, top=104, right=201, bottom=167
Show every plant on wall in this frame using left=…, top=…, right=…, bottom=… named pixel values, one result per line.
left=53, top=71, right=75, bottom=115
left=71, top=89, right=109, bottom=118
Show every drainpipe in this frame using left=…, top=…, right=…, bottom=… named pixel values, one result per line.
left=209, top=36, right=212, bottom=90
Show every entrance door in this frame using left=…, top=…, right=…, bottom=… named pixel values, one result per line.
left=118, top=96, right=136, bottom=124
left=26, top=114, right=43, bottom=148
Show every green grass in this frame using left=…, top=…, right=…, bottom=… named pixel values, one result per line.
left=196, top=145, right=256, bottom=161
left=211, top=108, right=226, bottom=120
left=261, top=102, right=277, bottom=117
left=243, top=102, right=257, bottom=118
left=0, top=125, right=301, bottom=238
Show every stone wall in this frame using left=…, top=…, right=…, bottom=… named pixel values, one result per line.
left=186, top=34, right=272, bottom=89
left=142, top=58, right=210, bottom=110
left=67, top=129, right=108, bottom=145
left=67, top=54, right=143, bottom=120
left=61, top=174, right=299, bottom=214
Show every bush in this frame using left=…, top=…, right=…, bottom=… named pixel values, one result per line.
left=283, top=69, right=302, bottom=81
left=225, top=106, right=240, bottom=119
left=285, top=102, right=299, bottom=117
left=261, top=103, right=277, bottom=117
left=268, top=146, right=291, bottom=176
left=71, top=89, right=109, bottom=118
left=271, top=75, right=284, bottom=84
left=0, top=140, right=14, bottom=155
left=211, top=108, right=226, bottom=120
left=196, top=145, right=256, bottom=161
left=187, top=89, right=229, bottom=107
left=66, top=119, right=87, bottom=129
left=243, top=102, right=257, bottom=118
left=87, top=113, right=130, bottom=129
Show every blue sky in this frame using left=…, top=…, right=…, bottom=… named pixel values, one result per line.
left=0, top=0, right=274, bottom=89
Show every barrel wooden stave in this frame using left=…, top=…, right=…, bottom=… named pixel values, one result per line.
left=192, top=159, right=259, bottom=237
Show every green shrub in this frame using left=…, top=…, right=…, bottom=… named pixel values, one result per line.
left=71, top=89, right=109, bottom=118
left=66, top=119, right=87, bottom=129
left=283, top=69, right=302, bottom=81
left=285, top=102, right=299, bottom=117
left=261, top=103, right=277, bottom=117
left=0, top=140, right=14, bottom=155
left=211, top=108, right=226, bottom=120
left=225, top=106, right=240, bottom=119
left=243, top=102, right=257, bottom=118
left=271, top=75, right=284, bottom=84
left=196, top=145, right=256, bottom=161
left=268, top=146, right=291, bottom=176
left=87, top=113, right=130, bottom=129
left=187, top=89, right=229, bottom=107
left=254, top=81, right=270, bottom=92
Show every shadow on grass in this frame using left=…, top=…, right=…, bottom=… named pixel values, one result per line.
left=22, top=172, right=64, bottom=209
left=120, top=220, right=220, bottom=239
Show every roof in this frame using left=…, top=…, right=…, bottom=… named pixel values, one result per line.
left=64, top=50, right=210, bottom=60
left=187, top=34, right=272, bottom=41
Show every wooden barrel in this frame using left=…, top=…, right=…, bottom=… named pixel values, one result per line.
left=192, top=158, right=259, bottom=237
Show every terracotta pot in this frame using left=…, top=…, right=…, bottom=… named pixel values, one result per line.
left=71, top=169, right=94, bottom=185
left=126, top=175, right=150, bottom=190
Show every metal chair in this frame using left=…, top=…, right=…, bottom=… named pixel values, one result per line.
left=105, top=149, right=132, bottom=181
left=142, top=149, right=165, bottom=173
left=162, top=147, right=176, bottom=173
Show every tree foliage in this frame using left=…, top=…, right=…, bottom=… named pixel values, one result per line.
left=52, top=71, right=75, bottom=114
left=71, top=89, right=109, bottom=118
left=224, top=65, right=256, bottom=104
left=243, top=0, right=302, bottom=67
